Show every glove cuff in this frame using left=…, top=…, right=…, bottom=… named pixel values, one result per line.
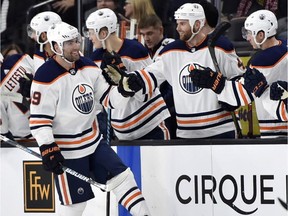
left=40, top=142, right=60, bottom=157
left=212, top=73, right=226, bottom=94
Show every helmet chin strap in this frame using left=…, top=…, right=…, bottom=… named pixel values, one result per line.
left=253, top=36, right=267, bottom=49
left=38, top=38, right=49, bottom=52
left=60, top=55, right=77, bottom=75
left=186, top=25, right=203, bottom=43
left=96, top=30, right=111, bottom=51
left=61, top=55, right=74, bottom=65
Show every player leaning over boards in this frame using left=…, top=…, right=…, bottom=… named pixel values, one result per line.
left=103, top=3, right=248, bottom=139
left=85, top=8, right=171, bottom=140
left=29, top=22, right=151, bottom=216
left=190, top=10, right=287, bottom=138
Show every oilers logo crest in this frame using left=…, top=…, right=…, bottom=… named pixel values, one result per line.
left=179, top=63, right=202, bottom=94
left=72, top=84, right=94, bottom=114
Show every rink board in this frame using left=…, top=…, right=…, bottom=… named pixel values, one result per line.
left=140, top=143, right=288, bottom=216
left=1, top=139, right=287, bottom=216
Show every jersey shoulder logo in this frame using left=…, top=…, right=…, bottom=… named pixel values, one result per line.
left=72, top=84, right=94, bottom=114
left=179, top=63, right=202, bottom=94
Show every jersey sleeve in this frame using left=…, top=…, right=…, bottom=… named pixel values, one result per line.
left=134, top=57, right=168, bottom=96
left=29, top=79, right=58, bottom=146
left=217, top=79, right=253, bottom=107
left=214, top=38, right=245, bottom=79
left=261, top=89, right=288, bottom=121
left=94, top=72, right=130, bottom=109
left=0, top=100, right=9, bottom=135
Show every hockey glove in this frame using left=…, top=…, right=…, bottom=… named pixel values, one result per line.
left=101, top=51, right=127, bottom=85
left=40, top=142, right=64, bottom=175
left=106, top=64, right=144, bottom=97
left=270, top=81, right=288, bottom=100
left=243, top=67, right=268, bottom=98
left=189, top=64, right=226, bottom=94
left=19, top=73, right=33, bottom=98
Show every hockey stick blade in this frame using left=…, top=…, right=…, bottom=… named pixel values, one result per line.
left=208, top=22, right=231, bottom=48
left=0, top=135, right=107, bottom=191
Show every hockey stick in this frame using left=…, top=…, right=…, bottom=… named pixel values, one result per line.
left=0, top=135, right=111, bottom=191
left=207, top=21, right=243, bottom=138
left=104, top=39, right=113, bottom=216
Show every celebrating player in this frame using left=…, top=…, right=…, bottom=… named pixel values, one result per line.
left=29, top=21, right=151, bottom=216
left=189, top=9, right=287, bottom=137
left=242, top=10, right=287, bottom=136
left=103, top=3, right=246, bottom=139
left=85, top=8, right=171, bottom=140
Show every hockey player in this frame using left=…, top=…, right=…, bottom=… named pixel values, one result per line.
left=1, top=12, right=61, bottom=140
left=85, top=8, right=171, bottom=140
left=27, top=11, right=62, bottom=71
left=17, top=11, right=62, bottom=98
left=0, top=53, right=34, bottom=140
left=103, top=3, right=246, bottom=138
left=242, top=10, right=287, bottom=136
left=190, top=10, right=287, bottom=137
left=29, top=22, right=151, bottom=216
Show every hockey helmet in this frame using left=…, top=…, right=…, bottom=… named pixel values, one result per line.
left=85, top=8, right=117, bottom=41
left=174, top=3, right=205, bottom=31
left=243, top=10, right=278, bottom=45
left=28, top=11, right=62, bottom=45
left=47, top=22, right=81, bottom=55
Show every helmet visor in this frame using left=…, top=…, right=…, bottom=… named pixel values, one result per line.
left=241, top=27, right=252, bottom=40
left=63, top=34, right=82, bottom=47
left=27, top=24, right=35, bottom=38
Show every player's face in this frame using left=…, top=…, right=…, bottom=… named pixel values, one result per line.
left=139, top=26, right=163, bottom=49
left=62, top=37, right=81, bottom=61
left=246, top=30, right=264, bottom=49
left=87, top=29, right=103, bottom=49
left=176, top=20, right=192, bottom=41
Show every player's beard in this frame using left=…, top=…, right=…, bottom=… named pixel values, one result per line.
left=64, top=51, right=80, bottom=62
left=179, top=31, right=192, bottom=42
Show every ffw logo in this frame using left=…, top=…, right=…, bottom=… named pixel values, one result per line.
left=23, top=161, right=55, bottom=212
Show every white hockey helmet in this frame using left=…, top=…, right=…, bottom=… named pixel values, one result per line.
left=28, top=11, right=62, bottom=45
left=47, top=22, right=81, bottom=55
left=85, top=8, right=117, bottom=41
left=244, top=10, right=278, bottom=46
left=174, top=3, right=205, bottom=32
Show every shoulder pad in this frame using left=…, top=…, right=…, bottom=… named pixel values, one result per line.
left=162, top=38, right=175, bottom=46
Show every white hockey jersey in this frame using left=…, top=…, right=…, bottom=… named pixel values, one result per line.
left=247, top=40, right=287, bottom=137
left=148, top=38, right=175, bottom=62
left=218, top=39, right=287, bottom=137
left=133, top=35, right=245, bottom=138
left=29, top=56, right=130, bottom=159
left=33, top=50, right=47, bottom=72
left=91, top=39, right=170, bottom=140
left=0, top=54, right=34, bottom=139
